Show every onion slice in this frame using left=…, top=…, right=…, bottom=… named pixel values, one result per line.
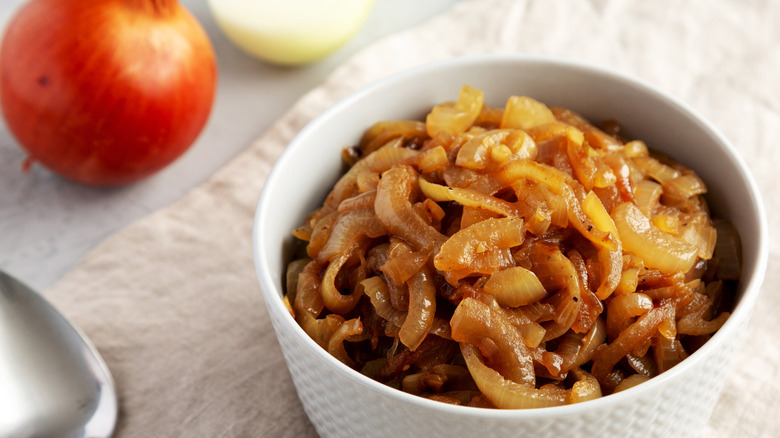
left=569, top=368, right=602, bottom=403
left=434, top=216, right=525, bottom=273
left=419, top=177, right=521, bottom=217
left=460, top=344, right=569, bottom=409
left=375, top=165, right=446, bottom=252
left=500, top=96, right=556, bottom=130
left=611, top=202, right=698, bottom=274
left=451, top=298, right=536, bottom=386
left=321, top=247, right=362, bottom=314
left=426, top=85, right=483, bottom=137
left=591, top=304, right=667, bottom=385
left=324, top=142, right=420, bottom=214
left=399, top=268, right=437, bottom=350
left=483, top=266, right=547, bottom=307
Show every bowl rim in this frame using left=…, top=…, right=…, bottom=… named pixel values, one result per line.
left=253, top=53, right=769, bottom=418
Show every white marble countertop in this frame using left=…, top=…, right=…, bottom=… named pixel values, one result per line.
left=0, top=0, right=460, bottom=292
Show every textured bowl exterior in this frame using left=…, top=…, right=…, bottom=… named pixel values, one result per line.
left=267, top=296, right=748, bottom=438
left=254, top=55, right=768, bottom=438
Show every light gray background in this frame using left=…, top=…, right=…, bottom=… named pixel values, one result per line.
left=0, top=0, right=460, bottom=291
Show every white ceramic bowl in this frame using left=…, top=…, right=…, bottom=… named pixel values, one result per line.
left=253, top=55, right=768, bottom=438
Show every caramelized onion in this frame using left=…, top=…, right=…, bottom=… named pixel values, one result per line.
left=359, top=120, right=428, bottom=156
left=400, top=268, right=437, bottom=350
left=456, top=129, right=536, bottom=170
left=375, top=165, right=446, bottom=252
left=483, top=266, right=547, bottom=307
left=361, top=276, right=406, bottom=328
left=606, top=293, right=653, bottom=340
left=284, top=86, right=740, bottom=408
left=633, top=179, right=663, bottom=217
left=569, top=368, right=602, bottom=403
left=572, top=317, right=607, bottom=368
left=324, top=142, right=420, bottom=214
left=316, top=208, right=386, bottom=263
left=500, top=96, right=556, bottom=130
left=419, top=177, right=521, bottom=217
left=591, top=304, right=667, bottom=385
left=434, top=216, right=525, bottom=276
left=461, top=344, right=569, bottom=409
left=612, top=202, right=698, bottom=274
left=451, top=298, right=535, bottom=386
left=426, top=84, right=483, bottom=137
left=294, top=261, right=325, bottom=317
left=596, top=247, right=623, bottom=300
left=328, top=318, right=363, bottom=367
left=321, top=248, right=362, bottom=314
left=528, top=242, right=582, bottom=340
left=613, top=374, right=650, bottom=393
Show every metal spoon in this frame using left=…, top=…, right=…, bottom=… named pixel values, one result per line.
left=0, top=270, right=117, bottom=438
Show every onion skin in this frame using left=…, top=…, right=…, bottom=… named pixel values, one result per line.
left=0, top=0, right=217, bottom=186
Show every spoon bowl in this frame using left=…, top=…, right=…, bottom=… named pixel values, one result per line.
left=0, top=271, right=117, bottom=438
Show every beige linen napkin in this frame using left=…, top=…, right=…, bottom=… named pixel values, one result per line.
left=45, top=0, right=779, bottom=436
